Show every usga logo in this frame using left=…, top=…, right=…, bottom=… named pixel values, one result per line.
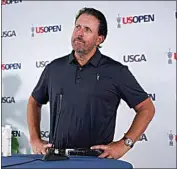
left=167, top=48, right=176, bottom=64
left=138, top=133, right=148, bottom=141
left=36, top=61, right=49, bottom=68
left=1, top=97, right=15, bottom=103
left=41, top=131, right=49, bottom=138
left=1, top=30, right=16, bottom=38
left=123, top=54, right=147, bottom=63
left=117, top=13, right=155, bottom=28
left=31, top=25, right=62, bottom=37
left=124, top=133, right=148, bottom=141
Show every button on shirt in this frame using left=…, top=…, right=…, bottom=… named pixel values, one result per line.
left=32, top=48, right=148, bottom=149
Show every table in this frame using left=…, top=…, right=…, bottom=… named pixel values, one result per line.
left=2, top=154, right=133, bottom=168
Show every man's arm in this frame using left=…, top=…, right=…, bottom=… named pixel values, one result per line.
left=27, top=64, right=51, bottom=154
left=27, top=96, right=52, bottom=154
left=124, top=97, right=155, bottom=143
left=27, top=96, right=42, bottom=143
left=91, top=97, right=155, bottom=159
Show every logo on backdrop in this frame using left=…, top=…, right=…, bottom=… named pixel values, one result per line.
left=167, top=130, right=176, bottom=146
left=36, top=61, right=50, bottom=68
left=2, top=0, right=22, bottom=5
left=125, top=133, right=148, bottom=141
left=31, top=25, right=62, bottom=37
left=117, top=13, right=155, bottom=28
left=138, top=133, right=148, bottom=141
left=167, top=48, right=176, bottom=64
left=1, top=97, right=15, bottom=103
left=1, top=30, right=16, bottom=38
left=12, top=130, right=21, bottom=137
left=148, top=93, right=156, bottom=101
left=1, top=63, right=21, bottom=70
left=123, top=54, right=147, bottom=63
left=41, top=131, right=50, bottom=138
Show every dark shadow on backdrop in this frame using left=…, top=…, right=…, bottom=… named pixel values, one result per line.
left=2, top=75, right=49, bottom=153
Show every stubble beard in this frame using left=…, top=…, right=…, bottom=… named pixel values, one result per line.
left=72, top=42, right=86, bottom=57
left=76, top=48, right=86, bottom=58
left=72, top=39, right=96, bottom=58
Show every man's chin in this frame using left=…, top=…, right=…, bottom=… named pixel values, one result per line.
left=75, top=49, right=85, bottom=55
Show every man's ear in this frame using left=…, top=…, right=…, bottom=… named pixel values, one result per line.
left=96, top=35, right=104, bottom=46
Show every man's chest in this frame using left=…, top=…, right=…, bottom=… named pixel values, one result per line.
left=49, top=66, right=118, bottom=102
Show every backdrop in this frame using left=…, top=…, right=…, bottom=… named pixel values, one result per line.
left=1, top=1, right=176, bottom=168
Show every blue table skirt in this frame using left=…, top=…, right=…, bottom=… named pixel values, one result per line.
left=2, top=154, right=133, bottom=168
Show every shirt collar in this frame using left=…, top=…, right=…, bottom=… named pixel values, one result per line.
left=68, top=48, right=102, bottom=67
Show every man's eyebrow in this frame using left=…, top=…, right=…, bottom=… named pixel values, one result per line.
left=75, top=24, right=92, bottom=31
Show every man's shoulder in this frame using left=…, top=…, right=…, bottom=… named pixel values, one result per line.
left=46, top=53, right=70, bottom=70
left=101, top=54, right=127, bottom=70
left=50, top=54, right=70, bottom=65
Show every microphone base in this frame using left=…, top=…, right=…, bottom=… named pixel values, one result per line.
left=42, top=153, right=69, bottom=161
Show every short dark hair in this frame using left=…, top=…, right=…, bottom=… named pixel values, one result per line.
left=75, top=7, right=108, bottom=48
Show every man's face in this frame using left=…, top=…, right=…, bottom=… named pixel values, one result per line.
left=71, top=14, right=103, bottom=55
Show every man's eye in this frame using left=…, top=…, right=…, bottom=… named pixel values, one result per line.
left=76, top=25, right=80, bottom=29
left=85, top=27, right=91, bottom=32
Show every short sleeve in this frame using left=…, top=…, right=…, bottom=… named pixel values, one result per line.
left=31, top=64, right=50, bottom=105
left=116, top=65, right=148, bottom=109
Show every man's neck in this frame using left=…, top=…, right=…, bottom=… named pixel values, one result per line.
left=74, top=47, right=97, bottom=66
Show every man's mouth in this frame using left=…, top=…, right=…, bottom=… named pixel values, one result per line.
left=74, top=39, right=84, bottom=44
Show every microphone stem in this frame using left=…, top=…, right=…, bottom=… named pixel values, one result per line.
left=51, top=94, right=62, bottom=147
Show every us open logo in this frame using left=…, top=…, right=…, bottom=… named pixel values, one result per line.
left=2, top=0, right=22, bottom=5
left=31, top=25, right=62, bottom=37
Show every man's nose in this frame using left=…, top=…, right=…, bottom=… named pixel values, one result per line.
left=77, top=28, right=84, bottom=37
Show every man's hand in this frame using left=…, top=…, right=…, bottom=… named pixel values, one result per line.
left=91, top=140, right=131, bottom=159
left=30, top=139, right=52, bottom=155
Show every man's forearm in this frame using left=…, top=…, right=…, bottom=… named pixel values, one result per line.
left=124, top=108, right=155, bottom=143
left=27, top=96, right=42, bottom=142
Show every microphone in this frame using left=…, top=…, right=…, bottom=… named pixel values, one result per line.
left=42, top=88, right=69, bottom=161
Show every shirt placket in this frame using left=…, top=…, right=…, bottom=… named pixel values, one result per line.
left=75, top=66, right=82, bottom=86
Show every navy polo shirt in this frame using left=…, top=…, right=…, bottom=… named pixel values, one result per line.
left=32, top=48, right=148, bottom=149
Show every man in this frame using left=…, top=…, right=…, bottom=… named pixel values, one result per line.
left=27, top=7, right=155, bottom=159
